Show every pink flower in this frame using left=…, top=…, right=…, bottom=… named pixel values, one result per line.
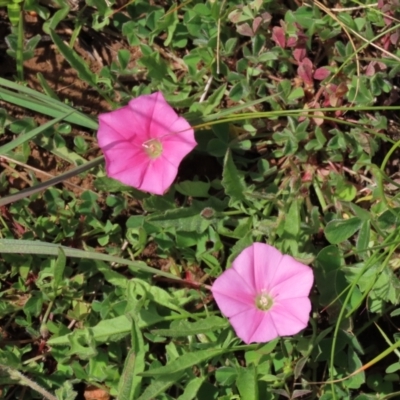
left=212, top=243, right=313, bottom=344
left=97, top=92, right=197, bottom=195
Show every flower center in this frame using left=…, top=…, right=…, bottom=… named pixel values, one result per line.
left=143, top=139, right=163, bottom=159
left=255, top=289, right=274, bottom=311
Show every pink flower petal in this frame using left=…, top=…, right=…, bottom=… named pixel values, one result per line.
left=269, top=255, right=313, bottom=299
left=230, top=308, right=279, bottom=344
left=212, top=243, right=314, bottom=344
left=168, top=116, right=197, bottom=140
left=103, top=141, right=145, bottom=176
left=161, top=118, right=197, bottom=167
left=108, top=153, right=149, bottom=189
left=270, top=297, right=312, bottom=336
left=212, top=268, right=256, bottom=318
left=231, top=243, right=283, bottom=293
left=138, top=156, right=178, bottom=195
left=97, top=91, right=197, bottom=195
left=128, top=92, right=180, bottom=139
left=161, top=139, right=196, bottom=168
left=99, top=107, right=146, bottom=143
left=253, top=243, right=285, bottom=292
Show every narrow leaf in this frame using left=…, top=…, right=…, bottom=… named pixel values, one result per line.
left=147, top=207, right=211, bottom=233
left=222, top=150, right=246, bottom=202
left=151, top=316, right=228, bottom=337
left=128, top=314, right=146, bottom=399
left=137, top=372, right=184, bottom=400
left=177, top=377, right=205, bottom=400
left=48, top=315, right=131, bottom=346
left=53, top=247, right=66, bottom=291
left=0, top=239, right=182, bottom=281
left=117, top=350, right=138, bottom=400
left=356, top=220, right=370, bottom=255
left=49, top=30, right=98, bottom=88
left=139, top=348, right=225, bottom=376
left=0, top=81, right=97, bottom=129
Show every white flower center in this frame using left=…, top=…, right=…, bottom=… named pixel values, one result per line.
left=255, top=289, right=274, bottom=311
left=143, top=138, right=163, bottom=159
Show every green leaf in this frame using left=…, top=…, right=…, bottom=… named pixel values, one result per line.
left=283, top=198, right=300, bottom=237
left=146, top=206, right=212, bottom=233
left=37, top=72, right=60, bottom=100
left=53, top=247, right=66, bottom=291
left=54, top=380, right=78, bottom=400
left=139, top=52, right=169, bottom=81
left=0, top=111, right=71, bottom=155
left=139, top=348, right=225, bottom=376
left=288, top=87, right=304, bottom=101
left=222, top=150, right=246, bottom=203
left=137, top=372, right=184, bottom=400
left=324, top=217, right=362, bottom=244
left=236, top=365, right=258, bottom=400
left=0, top=239, right=182, bottom=281
left=344, top=347, right=364, bottom=389
left=128, top=279, right=185, bottom=313
left=386, top=362, right=400, bottom=374
left=314, top=245, right=347, bottom=307
left=356, top=220, right=370, bottom=256
left=49, top=30, right=98, bottom=88
left=48, top=315, right=131, bottom=346
left=125, top=313, right=146, bottom=399
left=215, top=367, right=237, bottom=386
left=0, top=81, right=97, bottom=129
left=175, top=181, right=210, bottom=197
left=177, top=377, right=206, bottom=400
left=348, top=202, right=370, bottom=221
left=23, top=291, right=43, bottom=317
left=117, top=349, right=139, bottom=400
left=229, top=82, right=247, bottom=101
left=203, top=84, right=227, bottom=115
left=94, top=260, right=128, bottom=288
left=118, top=49, right=131, bottom=70
left=42, top=4, right=70, bottom=34
left=151, top=316, right=228, bottom=337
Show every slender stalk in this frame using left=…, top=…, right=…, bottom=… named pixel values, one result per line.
left=16, top=8, right=24, bottom=81
left=0, top=364, right=57, bottom=400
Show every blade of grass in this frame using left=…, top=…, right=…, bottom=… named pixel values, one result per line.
left=0, top=238, right=182, bottom=281
left=36, top=72, right=61, bottom=100
left=374, top=322, right=400, bottom=358
left=16, top=8, right=23, bottom=81
left=0, top=78, right=97, bottom=129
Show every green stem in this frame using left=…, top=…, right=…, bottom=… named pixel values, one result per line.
left=16, top=8, right=24, bottom=81
left=40, top=300, right=54, bottom=338
left=0, top=364, right=57, bottom=400
left=329, top=231, right=400, bottom=395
